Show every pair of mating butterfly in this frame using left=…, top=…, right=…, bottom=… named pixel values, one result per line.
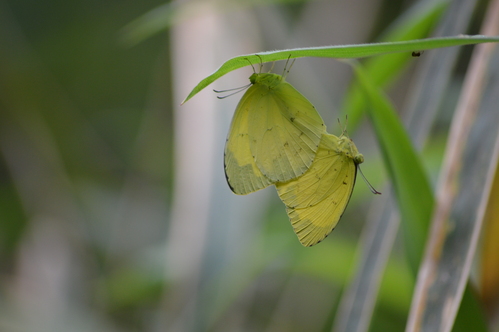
left=216, top=59, right=380, bottom=247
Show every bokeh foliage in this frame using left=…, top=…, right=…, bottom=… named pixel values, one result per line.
left=1, top=0, right=499, bottom=331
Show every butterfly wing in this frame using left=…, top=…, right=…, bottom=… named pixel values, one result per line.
left=276, top=134, right=358, bottom=246
left=224, top=85, right=273, bottom=195
left=248, top=79, right=326, bottom=183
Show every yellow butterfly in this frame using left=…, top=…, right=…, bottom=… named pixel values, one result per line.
left=276, top=132, right=366, bottom=247
left=223, top=72, right=326, bottom=195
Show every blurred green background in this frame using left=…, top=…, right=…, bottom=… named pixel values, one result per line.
left=0, top=0, right=473, bottom=331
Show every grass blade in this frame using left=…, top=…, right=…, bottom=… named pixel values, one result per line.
left=349, top=60, right=433, bottom=273
left=335, top=0, right=481, bottom=331
left=183, top=35, right=499, bottom=103
left=480, top=161, right=499, bottom=324
left=406, top=2, right=499, bottom=330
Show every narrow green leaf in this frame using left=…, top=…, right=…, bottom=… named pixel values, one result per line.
left=406, top=38, right=499, bottom=331
left=452, top=286, right=488, bottom=332
left=333, top=3, right=452, bottom=331
left=336, top=1, right=489, bottom=330
left=480, top=161, right=499, bottom=314
left=348, top=60, right=433, bottom=272
left=183, top=35, right=499, bottom=103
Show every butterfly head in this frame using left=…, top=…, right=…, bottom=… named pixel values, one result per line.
left=250, top=73, right=283, bottom=88
left=337, top=133, right=380, bottom=195
left=338, top=135, right=364, bottom=165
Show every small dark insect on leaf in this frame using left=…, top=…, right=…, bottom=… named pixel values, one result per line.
left=412, top=51, right=424, bottom=57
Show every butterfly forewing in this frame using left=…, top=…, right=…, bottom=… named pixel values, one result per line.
left=224, top=86, right=273, bottom=195
left=248, top=78, right=326, bottom=183
left=276, top=134, right=359, bottom=246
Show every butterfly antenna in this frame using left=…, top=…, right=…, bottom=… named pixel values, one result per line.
left=337, top=118, right=345, bottom=135
left=357, top=165, right=382, bottom=195
left=337, top=116, right=349, bottom=137
left=282, top=55, right=290, bottom=76
left=214, top=83, right=251, bottom=99
left=268, top=61, right=275, bottom=73
left=256, top=54, right=263, bottom=73
left=336, top=118, right=346, bottom=137
left=284, top=55, right=295, bottom=78
left=245, top=57, right=256, bottom=73
left=282, top=55, right=295, bottom=79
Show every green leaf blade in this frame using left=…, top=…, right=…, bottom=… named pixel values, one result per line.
left=349, top=60, right=434, bottom=272
left=183, top=35, right=499, bottom=103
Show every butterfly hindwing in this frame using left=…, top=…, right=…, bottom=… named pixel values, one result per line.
left=276, top=133, right=361, bottom=247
